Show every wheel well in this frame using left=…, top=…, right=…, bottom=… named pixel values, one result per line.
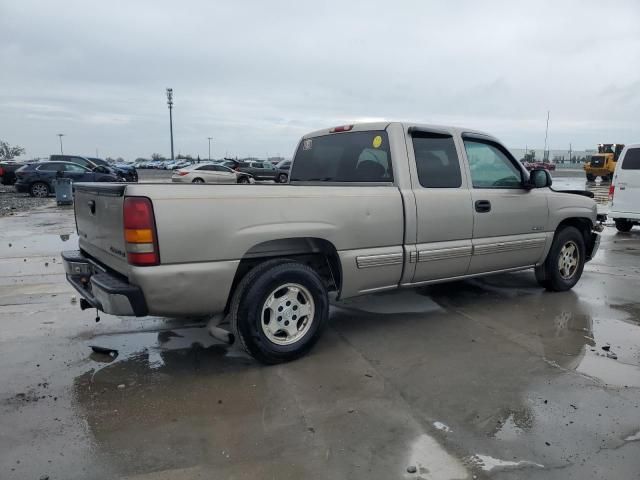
left=225, top=238, right=341, bottom=312
left=556, top=217, right=592, bottom=246
left=192, top=177, right=204, bottom=183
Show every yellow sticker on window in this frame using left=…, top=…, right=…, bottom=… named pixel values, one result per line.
left=372, top=135, right=382, bottom=148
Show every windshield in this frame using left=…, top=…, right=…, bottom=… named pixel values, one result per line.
left=291, top=130, right=393, bottom=182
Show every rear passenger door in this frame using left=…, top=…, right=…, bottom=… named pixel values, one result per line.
left=462, top=136, right=548, bottom=274
left=407, top=129, right=474, bottom=283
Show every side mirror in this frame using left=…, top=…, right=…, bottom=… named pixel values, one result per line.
left=527, top=168, right=552, bottom=189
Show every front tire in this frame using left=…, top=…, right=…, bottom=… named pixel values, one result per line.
left=535, top=226, right=586, bottom=291
left=586, top=174, right=595, bottom=181
left=30, top=182, right=50, bottom=198
left=278, top=173, right=288, bottom=183
left=615, top=219, right=633, bottom=232
left=229, top=260, right=329, bottom=364
left=237, top=176, right=250, bottom=184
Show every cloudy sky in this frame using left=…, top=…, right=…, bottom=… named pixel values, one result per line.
left=1, top=0, right=639, bottom=160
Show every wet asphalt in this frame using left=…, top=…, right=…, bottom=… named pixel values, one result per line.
left=0, top=175, right=639, bottom=480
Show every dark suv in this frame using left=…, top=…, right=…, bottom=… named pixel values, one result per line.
left=15, top=161, right=119, bottom=197
left=49, top=155, right=137, bottom=182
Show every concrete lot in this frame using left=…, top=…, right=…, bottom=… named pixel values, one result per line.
left=1, top=179, right=639, bottom=480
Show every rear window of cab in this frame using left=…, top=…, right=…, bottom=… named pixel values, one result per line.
left=291, top=130, right=393, bottom=183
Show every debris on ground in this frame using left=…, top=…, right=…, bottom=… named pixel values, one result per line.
left=407, top=465, right=417, bottom=473
left=117, top=384, right=125, bottom=389
left=602, top=345, right=611, bottom=351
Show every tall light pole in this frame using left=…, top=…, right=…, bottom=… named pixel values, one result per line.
left=57, top=134, right=65, bottom=155
left=207, top=137, right=213, bottom=162
left=543, top=110, right=550, bottom=162
left=166, top=88, right=174, bottom=160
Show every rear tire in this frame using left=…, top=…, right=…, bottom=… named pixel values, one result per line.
left=586, top=174, right=595, bottom=182
left=600, top=175, right=610, bottom=182
left=615, top=219, right=633, bottom=232
left=30, top=182, right=50, bottom=198
left=535, top=226, right=586, bottom=292
left=228, top=260, right=328, bottom=364
left=192, top=178, right=205, bottom=184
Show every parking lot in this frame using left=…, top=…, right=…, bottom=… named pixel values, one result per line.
left=0, top=172, right=639, bottom=480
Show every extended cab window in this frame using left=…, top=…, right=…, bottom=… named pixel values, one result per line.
left=412, top=133, right=462, bottom=188
left=464, top=139, right=523, bottom=188
left=291, top=130, right=393, bottom=183
left=621, top=148, right=640, bottom=170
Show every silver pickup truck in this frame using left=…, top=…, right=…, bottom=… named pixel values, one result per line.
left=62, top=122, right=601, bottom=363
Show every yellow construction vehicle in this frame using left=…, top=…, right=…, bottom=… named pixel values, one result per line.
left=584, top=143, right=624, bottom=182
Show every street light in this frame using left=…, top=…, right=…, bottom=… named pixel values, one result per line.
left=57, top=133, right=65, bottom=155
left=207, top=137, right=213, bottom=162
left=166, top=88, right=174, bottom=160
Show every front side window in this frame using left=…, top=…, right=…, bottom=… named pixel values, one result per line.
left=70, top=157, right=91, bottom=168
left=291, top=130, right=393, bottom=183
left=412, top=133, right=462, bottom=188
left=63, top=163, right=87, bottom=172
left=621, top=148, right=640, bottom=170
left=464, top=139, right=522, bottom=188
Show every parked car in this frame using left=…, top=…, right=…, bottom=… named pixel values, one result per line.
left=15, top=161, right=119, bottom=197
left=49, top=155, right=130, bottom=182
left=238, top=161, right=284, bottom=182
left=0, top=161, right=30, bottom=185
left=609, top=143, right=640, bottom=232
left=522, top=161, right=556, bottom=172
left=89, top=157, right=138, bottom=182
left=63, top=122, right=601, bottom=364
left=171, top=163, right=254, bottom=184
left=275, top=159, right=291, bottom=183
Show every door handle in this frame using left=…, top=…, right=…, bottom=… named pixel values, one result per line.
left=475, top=200, right=491, bottom=213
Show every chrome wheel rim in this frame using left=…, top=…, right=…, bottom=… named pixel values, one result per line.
left=261, top=283, right=315, bottom=345
left=193, top=179, right=204, bottom=184
left=32, top=184, right=48, bottom=197
left=558, top=240, right=579, bottom=280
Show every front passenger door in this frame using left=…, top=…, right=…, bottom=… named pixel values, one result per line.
left=463, top=137, right=548, bottom=274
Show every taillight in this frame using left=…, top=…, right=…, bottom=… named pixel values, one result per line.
left=123, top=197, right=159, bottom=266
left=177, top=171, right=189, bottom=176
left=0, top=167, right=4, bottom=176
left=330, top=125, right=354, bottom=133
left=609, top=183, right=615, bottom=202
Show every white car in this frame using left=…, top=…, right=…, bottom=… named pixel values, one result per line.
left=609, top=143, right=640, bottom=232
left=172, top=163, right=254, bottom=184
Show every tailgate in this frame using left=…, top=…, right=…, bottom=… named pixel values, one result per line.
left=74, top=183, right=130, bottom=276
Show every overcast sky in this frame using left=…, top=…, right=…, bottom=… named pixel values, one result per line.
left=1, top=0, right=639, bottom=160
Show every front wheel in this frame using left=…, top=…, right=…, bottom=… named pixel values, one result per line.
left=278, top=173, right=288, bottom=183
left=237, top=176, right=250, bottom=184
left=535, top=226, right=586, bottom=291
left=615, top=219, right=633, bottom=232
left=586, top=174, right=595, bottom=181
left=229, top=260, right=329, bottom=364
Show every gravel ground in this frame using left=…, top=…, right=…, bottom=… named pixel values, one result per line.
left=0, top=183, right=53, bottom=217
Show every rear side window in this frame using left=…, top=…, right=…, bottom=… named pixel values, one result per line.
left=621, top=148, right=640, bottom=170
left=291, top=130, right=393, bottom=183
left=412, top=133, right=462, bottom=188
left=37, top=163, right=64, bottom=171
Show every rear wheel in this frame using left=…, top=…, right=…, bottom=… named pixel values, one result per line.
left=535, top=226, right=586, bottom=291
left=192, top=178, right=205, bottom=184
left=615, top=219, right=633, bottom=232
left=586, top=174, right=595, bottom=181
left=600, top=175, right=610, bottom=182
left=30, top=182, right=50, bottom=198
left=229, top=260, right=329, bottom=364
left=278, top=173, right=288, bottom=183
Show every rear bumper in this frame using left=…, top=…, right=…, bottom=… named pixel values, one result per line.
left=14, top=182, right=30, bottom=193
left=609, top=210, right=640, bottom=221
left=62, top=250, right=148, bottom=316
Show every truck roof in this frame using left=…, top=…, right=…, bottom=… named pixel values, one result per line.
left=302, top=121, right=497, bottom=141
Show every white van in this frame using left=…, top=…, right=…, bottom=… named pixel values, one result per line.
left=609, top=143, right=640, bottom=232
